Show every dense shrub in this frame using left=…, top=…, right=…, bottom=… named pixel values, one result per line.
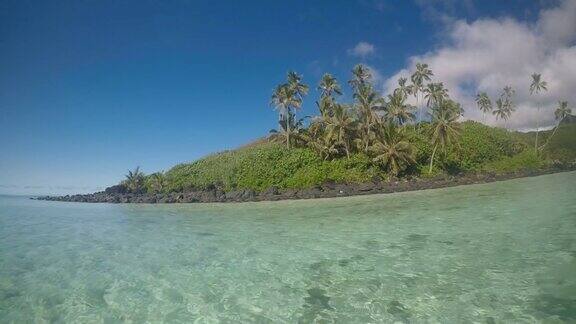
left=165, top=143, right=383, bottom=192
left=152, top=123, right=574, bottom=192
left=481, top=150, right=544, bottom=173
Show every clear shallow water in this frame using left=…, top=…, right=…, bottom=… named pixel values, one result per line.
left=1, top=173, right=575, bottom=323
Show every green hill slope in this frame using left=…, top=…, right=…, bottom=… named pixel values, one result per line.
left=150, top=121, right=575, bottom=193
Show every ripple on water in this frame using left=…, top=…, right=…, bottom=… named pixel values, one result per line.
left=0, top=172, right=575, bottom=322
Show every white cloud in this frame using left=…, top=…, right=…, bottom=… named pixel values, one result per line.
left=348, top=41, right=375, bottom=57
left=383, top=0, right=576, bottom=130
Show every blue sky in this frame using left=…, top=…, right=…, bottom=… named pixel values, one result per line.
left=0, top=0, right=554, bottom=194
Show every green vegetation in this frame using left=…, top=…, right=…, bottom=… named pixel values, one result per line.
left=530, top=73, right=548, bottom=152
left=118, top=64, right=574, bottom=194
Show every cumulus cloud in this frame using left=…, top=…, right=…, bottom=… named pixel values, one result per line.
left=383, top=0, right=576, bottom=130
left=348, top=41, right=375, bottom=57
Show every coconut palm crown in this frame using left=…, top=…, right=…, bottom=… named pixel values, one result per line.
left=475, top=92, right=493, bottom=123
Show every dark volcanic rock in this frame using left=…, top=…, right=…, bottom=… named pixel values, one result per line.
left=33, top=166, right=576, bottom=204
left=105, top=184, right=128, bottom=195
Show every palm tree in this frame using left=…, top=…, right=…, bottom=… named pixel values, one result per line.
left=270, top=83, right=301, bottom=148
left=316, top=74, right=342, bottom=118
left=443, top=99, right=464, bottom=117
left=493, top=98, right=509, bottom=128
left=269, top=113, right=306, bottom=148
left=325, top=104, right=355, bottom=158
left=492, top=86, right=515, bottom=129
left=385, top=91, right=416, bottom=125
left=424, top=82, right=449, bottom=109
left=348, top=64, right=372, bottom=91
left=370, top=123, right=416, bottom=176
left=304, top=121, right=338, bottom=160
left=149, top=172, right=167, bottom=193
left=318, top=73, right=342, bottom=98
left=428, top=103, right=461, bottom=173
left=395, top=77, right=411, bottom=97
left=475, top=92, right=492, bottom=123
left=316, top=96, right=333, bottom=118
left=287, top=71, right=309, bottom=100
left=353, top=83, right=384, bottom=153
left=410, top=62, right=433, bottom=123
left=124, top=166, right=145, bottom=193
left=541, top=101, right=572, bottom=150
left=554, top=100, right=571, bottom=122
left=529, top=73, right=548, bottom=152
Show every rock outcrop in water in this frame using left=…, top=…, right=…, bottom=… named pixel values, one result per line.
left=34, top=166, right=574, bottom=204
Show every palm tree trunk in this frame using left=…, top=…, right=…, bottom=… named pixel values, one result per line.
left=417, top=94, right=422, bottom=126
left=429, top=143, right=438, bottom=174
left=540, top=118, right=563, bottom=150
left=534, top=106, right=540, bottom=154
left=286, top=111, right=291, bottom=149
left=483, top=112, right=486, bottom=124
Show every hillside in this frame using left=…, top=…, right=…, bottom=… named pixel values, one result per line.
left=150, top=121, right=574, bottom=194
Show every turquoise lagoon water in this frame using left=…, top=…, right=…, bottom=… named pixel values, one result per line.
left=1, top=172, right=575, bottom=323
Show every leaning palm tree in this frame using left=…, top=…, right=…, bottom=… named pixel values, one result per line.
left=554, top=100, right=572, bottom=123
left=318, top=73, right=342, bottom=99
left=529, top=73, right=548, bottom=152
left=475, top=92, right=493, bottom=123
left=410, top=62, right=433, bottom=123
left=540, top=101, right=572, bottom=150
left=124, top=167, right=145, bottom=193
left=385, top=91, right=416, bottom=126
left=270, top=84, right=301, bottom=148
left=370, top=123, right=416, bottom=176
left=348, top=64, right=372, bottom=91
left=428, top=103, right=461, bottom=173
left=325, top=104, right=355, bottom=158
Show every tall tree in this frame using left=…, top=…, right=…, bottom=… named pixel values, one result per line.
left=270, top=84, right=300, bottom=148
left=492, top=86, right=515, bottom=129
left=475, top=92, right=493, bottom=123
left=348, top=64, right=372, bottom=91
left=353, top=82, right=384, bottom=153
left=541, top=101, right=572, bottom=149
left=287, top=71, right=309, bottom=101
left=370, top=123, right=415, bottom=176
left=385, top=91, right=416, bottom=126
left=269, top=113, right=306, bottom=148
left=424, top=82, right=449, bottom=109
left=529, top=73, right=548, bottom=152
left=428, top=103, right=461, bottom=173
left=395, top=77, right=411, bottom=98
left=317, top=73, right=342, bottom=117
left=325, top=104, right=355, bottom=158
left=410, top=63, right=433, bottom=124
left=318, top=73, right=342, bottom=99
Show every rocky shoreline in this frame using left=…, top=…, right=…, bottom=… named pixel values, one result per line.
left=34, top=167, right=575, bottom=204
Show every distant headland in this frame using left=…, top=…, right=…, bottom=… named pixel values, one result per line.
left=36, top=64, right=576, bottom=203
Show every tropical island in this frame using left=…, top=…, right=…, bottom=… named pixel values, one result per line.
left=38, top=64, right=575, bottom=203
